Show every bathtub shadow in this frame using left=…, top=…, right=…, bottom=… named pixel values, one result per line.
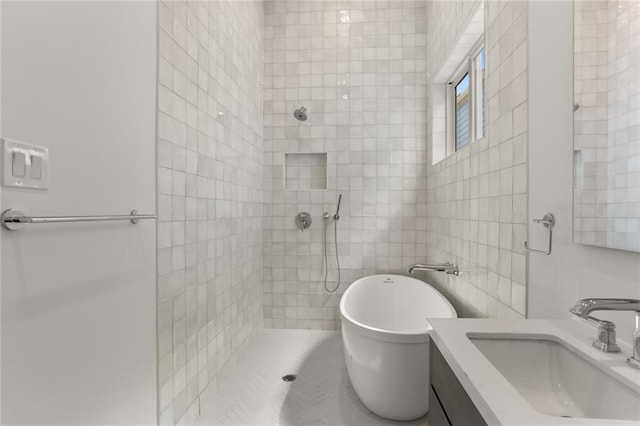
left=278, top=332, right=428, bottom=425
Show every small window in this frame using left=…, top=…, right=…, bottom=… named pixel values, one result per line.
left=455, top=72, right=471, bottom=150
left=448, top=43, right=485, bottom=152
left=473, top=47, right=486, bottom=139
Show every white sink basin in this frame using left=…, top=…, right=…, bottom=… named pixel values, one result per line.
left=470, top=335, right=640, bottom=421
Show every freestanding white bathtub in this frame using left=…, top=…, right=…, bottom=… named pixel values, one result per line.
left=339, top=274, right=457, bottom=421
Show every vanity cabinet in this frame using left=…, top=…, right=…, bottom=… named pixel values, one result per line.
left=429, top=342, right=487, bottom=426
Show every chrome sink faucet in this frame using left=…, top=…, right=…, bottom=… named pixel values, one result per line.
left=570, top=298, right=640, bottom=369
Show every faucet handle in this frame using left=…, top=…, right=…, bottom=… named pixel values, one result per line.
left=570, top=299, right=621, bottom=353
left=592, top=321, right=621, bottom=353
left=627, top=312, right=640, bottom=369
left=444, top=264, right=459, bottom=276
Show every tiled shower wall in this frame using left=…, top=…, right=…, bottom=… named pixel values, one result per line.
left=156, top=1, right=264, bottom=423
left=425, top=0, right=528, bottom=318
left=263, top=0, right=429, bottom=329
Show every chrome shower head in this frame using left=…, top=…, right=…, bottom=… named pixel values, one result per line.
left=293, top=107, right=307, bottom=121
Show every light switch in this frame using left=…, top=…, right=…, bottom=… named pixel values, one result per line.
left=30, top=154, right=42, bottom=179
left=2, top=138, right=49, bottom=189
left=12, top=151, right=27, bottom=177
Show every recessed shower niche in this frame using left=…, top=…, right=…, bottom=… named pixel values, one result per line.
left=284, top=152, right=327, bottom=190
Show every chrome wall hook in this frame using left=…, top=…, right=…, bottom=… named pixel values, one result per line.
left=525, top=213, right=555, bottom=255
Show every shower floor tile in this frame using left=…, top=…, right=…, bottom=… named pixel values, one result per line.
left=197, top=329, right=428, bottom=426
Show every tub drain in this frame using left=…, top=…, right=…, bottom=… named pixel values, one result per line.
left=282, top=374, right=297, bottom=382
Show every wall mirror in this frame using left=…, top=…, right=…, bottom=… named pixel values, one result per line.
left=573, top=0, right=639, bottom=252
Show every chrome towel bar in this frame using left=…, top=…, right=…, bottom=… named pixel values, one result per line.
left=1, top=208, right=157, bottom=231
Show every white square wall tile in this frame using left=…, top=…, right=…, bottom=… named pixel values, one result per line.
left=157, top=0, right=265, bottom=421
left=263, top=0, right=429, bottom=329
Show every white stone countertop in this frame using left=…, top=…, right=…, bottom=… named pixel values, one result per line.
left=428, top=318, right=640, bottom=425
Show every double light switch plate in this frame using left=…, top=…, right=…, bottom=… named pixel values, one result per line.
left=2, top=138, right=49, bottom=190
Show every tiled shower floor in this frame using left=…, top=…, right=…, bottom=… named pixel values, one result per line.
left=197, top=329, right=429, bottom=425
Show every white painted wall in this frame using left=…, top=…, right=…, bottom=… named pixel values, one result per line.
left=527, top=1, right=640, bottom=345
left=1, top=2, right=157, bottom=424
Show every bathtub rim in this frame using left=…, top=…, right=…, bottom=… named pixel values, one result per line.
left=339, top=274, right=457, bottom=344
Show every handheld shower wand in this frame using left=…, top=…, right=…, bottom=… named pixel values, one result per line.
left=333, top=194, right=342, bottom=220
left=323, top=194, right=343, bottom=293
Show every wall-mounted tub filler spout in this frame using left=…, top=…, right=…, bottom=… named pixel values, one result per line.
left=409, top=262, right=459, bottom=276
left=570, top=298, right=640, bottom=369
